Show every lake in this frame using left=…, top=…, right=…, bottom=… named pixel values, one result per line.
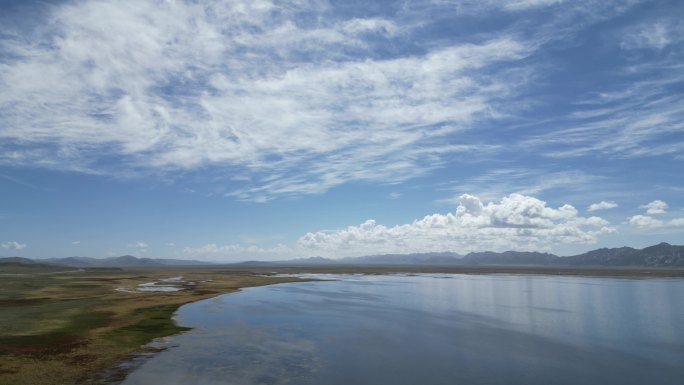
left=120, top=274, right=684, bottom=385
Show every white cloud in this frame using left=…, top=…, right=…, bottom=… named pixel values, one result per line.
left=628, top=199, right=684, bottom=229
left=628, top=214, right=684, bottom=229
left=183, top=243, right=293, bottom=262
left=0, top=0, right=532, bottom=201
left=71, top=240, right=81, bottom=245
left=587, top=201, right=618, bottom=212
left=440, top=169, right=601, bottom=204
left=298, top=193, right=614, bottom=257
left=641, top=200, right=668, bottom=215
left=628, top=214, right=664, bottom=228
left=129, top=241, right=149, bottom=249
left=428, top=0, right=564, bottom=14
left=620, top=21, right=681, bottom=51
left=525, top=83, right=684, bottom=159
left=504, top=0, right=563, bottom=11
left=2, top=241, right=27, bottom=250
left=520, top=14, right=684, bottom=162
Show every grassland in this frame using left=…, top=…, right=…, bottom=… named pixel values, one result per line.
left=0, top=266, right=304, bottom=385
left=2, top=264, right=683, bottom=385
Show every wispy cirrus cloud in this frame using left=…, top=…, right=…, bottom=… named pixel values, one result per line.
left=438, top=168, right=603, bottom=204
left=0, top=0, right=532, bottom=202
left=523, top=73, right=684, bottom=160
left=504, top=0, right=564, bottom=11
left=0, top=0, right=681, bottom=205
left=521, top=13, right=684, bottom=162
left=620, top=19, right=682, bottom=51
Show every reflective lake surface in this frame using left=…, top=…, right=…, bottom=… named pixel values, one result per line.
left=121, top=274, right=684, bottom=385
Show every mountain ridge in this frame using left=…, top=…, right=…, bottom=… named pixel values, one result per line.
left=25, top=255, right=215, bottom=267
left=4, top=242, right=684, bottom=268
left=245, top=242, right=684, bottom=267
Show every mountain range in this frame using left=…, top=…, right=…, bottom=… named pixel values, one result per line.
left=1, top=243, right=683, bottom=268
left=0, top=255, right=213, bottom=268
left=231, top=243, right=684, bottom=267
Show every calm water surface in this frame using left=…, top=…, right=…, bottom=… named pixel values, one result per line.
left=121, top=274, right=684, bottom=385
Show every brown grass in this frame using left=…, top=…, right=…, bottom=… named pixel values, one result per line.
left=0, top=267, right=304, bottom=385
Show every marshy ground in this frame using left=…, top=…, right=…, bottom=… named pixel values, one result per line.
left=0, top=266, right=303, bottom=385
left=1, top=264, right=683, bottom=385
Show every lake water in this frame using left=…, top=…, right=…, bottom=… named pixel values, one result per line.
left=121, top=274, right=684, bottom=385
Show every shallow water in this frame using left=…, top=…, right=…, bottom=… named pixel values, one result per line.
left=121, top=274, right=684, bottom=385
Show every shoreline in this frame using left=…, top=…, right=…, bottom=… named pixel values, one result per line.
left=0, top=269, right=307, bottom=385
left=89, top=280, right=319, bottom=385
left=3, top=266, right=683, bottom=385
left=96, top=266, right=684, bottom=383
left=89, top=274, right=318, bottom=385
left=97, top=267, right=684, bottom=383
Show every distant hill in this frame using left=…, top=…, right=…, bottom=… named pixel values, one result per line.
left=461, top=251, right=558, bottom=265
left=0, top=256, right=72, bottom=273
left=231, top=243, right=684, bottom=268
left=332, top=243, right=683, bottom=267
left=559, top=247, right=637, bottom=265
left=43, top=256, right=96, bottom=267
left=560, top=242, right=684, bottom=267
left=41, top=255, right=215, bottom=267
left=280, top=256, right=337, bottom=265
left=0, top=257, right=38, bottom=265
left=247, top=252, right=464, bottom=266
left=340, top=252, right=463, bottom=265
left=7, top=243, right=684, bottom=268
left=100, top=255, right=164, bottom=267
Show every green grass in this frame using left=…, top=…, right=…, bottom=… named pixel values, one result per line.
left=106, top=304, right=190, bottom=347
left=0, top=267, right=304, bottom=385
left=0, top=298, right=101, bottom=337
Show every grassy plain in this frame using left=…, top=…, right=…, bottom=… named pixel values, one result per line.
left=2, top=264, right=683, bottom=385
left=0, top=266, right=303, bottom=385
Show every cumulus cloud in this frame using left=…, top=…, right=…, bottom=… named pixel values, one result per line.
left=587, top=201, right=618, bottom=212
left=2, top=241, right=27, bottom=250
left=640, top=200, right=668, bottom=215
left=298, top=194, right=614, bottom=257
left=628, top=215, right=664, bottom=228
left=628, top=205, right=684, bottom=229
left=628, top=214, right=684, bottom=228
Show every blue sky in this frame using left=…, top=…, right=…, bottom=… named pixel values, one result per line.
left=1, top=0, right=683, bottom=261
